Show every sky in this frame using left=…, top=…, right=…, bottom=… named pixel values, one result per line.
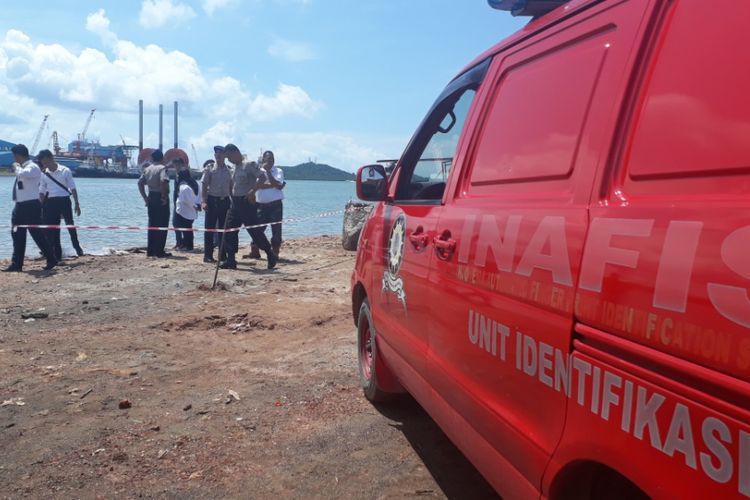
left=0, top=1, right=526, bottom=171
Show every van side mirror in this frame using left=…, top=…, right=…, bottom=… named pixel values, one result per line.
left=356, top=164, right=388, bottom=202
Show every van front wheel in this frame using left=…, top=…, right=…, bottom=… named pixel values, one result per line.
left=357, top=298, right=394, bottom=402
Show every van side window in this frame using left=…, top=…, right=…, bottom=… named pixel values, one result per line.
left=395, top=88, right=478, bottom=202
left=623, top=1, right=750, bottom=184
left=467, top=40, right=608, bottom=190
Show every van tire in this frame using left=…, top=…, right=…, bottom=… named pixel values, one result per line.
left=357, top=298, right=394, bottom=402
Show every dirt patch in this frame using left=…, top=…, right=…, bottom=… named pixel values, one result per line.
left=0, top=236, right=496, bottom=498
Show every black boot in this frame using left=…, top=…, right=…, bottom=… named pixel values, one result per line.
left=267, top=250, right=278, bottom=270
left=247, top=244, right=261, bottom=259
left=220, top=255, right=237, bottom=269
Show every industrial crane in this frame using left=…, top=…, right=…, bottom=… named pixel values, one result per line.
left=51, top=131, right=61, bottom=154
left=191, top=144, right=199, bottom=170
left=75, top=109, right=96, bottom=153
left=30, top=115, right=49, bottom=155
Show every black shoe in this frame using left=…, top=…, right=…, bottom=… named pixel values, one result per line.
left=75, top=248, right=84, bottom=257
left=2, top=264, right=21, bottom=272
left=156, top=252, right=173, bottom=258
left=204, top=257, right=216, bottom=263
left=219, top=260, right=237, bottom=269
left=267, top=251, right=278, bottom=270
left=43, top=260, right=57, bottom=271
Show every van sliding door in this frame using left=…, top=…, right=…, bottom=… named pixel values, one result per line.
left=425, top=0, right=655, bottom=494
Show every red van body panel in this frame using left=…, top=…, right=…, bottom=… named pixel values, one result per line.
left=459, top=0, right=602, bottom=78
left=351, top=0, right=750, bottom=497
left=427, top=0, right=654, bottom=489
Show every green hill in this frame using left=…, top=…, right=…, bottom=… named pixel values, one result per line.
left=281, top=162, right=355, bottom=181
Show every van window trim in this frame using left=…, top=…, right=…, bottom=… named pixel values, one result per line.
left=390, top=58, right=491, bottom=205
left=596, top=0, right=674, bottom=199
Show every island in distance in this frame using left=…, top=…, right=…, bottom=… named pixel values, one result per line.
left=0, top=160, right=358, bottom=181
left=282, top=161, right=356, bottom=181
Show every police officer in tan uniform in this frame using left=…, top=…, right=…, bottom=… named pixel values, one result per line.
left=137, top=149, right=171, bottom=257
left=201, top=146, right=232, bottom=263
left=222, top=144, right=277, bottom=269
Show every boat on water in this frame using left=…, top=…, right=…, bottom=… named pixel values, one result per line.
left=72, top=159, right=142, bottom=179
left=54, top=156, right=83, bottom=170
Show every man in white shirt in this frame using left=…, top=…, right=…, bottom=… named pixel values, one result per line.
left=3, top=144, right=57, bottom=272
left=38, top=149, right=84, bottom=259
left=254, top=150, right=285, bottom=256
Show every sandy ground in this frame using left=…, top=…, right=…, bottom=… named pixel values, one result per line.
left=0, top=236, right=496, bottom=499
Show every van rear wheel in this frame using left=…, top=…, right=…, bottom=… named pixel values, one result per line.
left=357, top=298, right=394, bottom=402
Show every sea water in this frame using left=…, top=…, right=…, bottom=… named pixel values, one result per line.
left=0, top=177, right=356, bottom=258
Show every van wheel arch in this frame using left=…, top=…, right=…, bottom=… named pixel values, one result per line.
left=356, top=297, right=403, bottom=401
left=352, top=282, right=367, bottom=327
left=548, top=461, right=648, bottom=500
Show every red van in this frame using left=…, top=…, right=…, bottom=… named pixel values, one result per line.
left=350, top=0, right=750, bottom=498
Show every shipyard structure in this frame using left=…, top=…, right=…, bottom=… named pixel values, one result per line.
left=1, top=102, right=192, bottom=179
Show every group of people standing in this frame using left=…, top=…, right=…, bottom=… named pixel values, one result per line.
left=4, top=141, right=285, bottom=273
left=136, top=150, right=201, bottom=257
left=3, top=144, right=84, bottom=272
left=138, top=143, right=285, bottom=270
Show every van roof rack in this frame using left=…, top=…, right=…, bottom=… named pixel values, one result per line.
left=488, top=0, right=569, bottom=17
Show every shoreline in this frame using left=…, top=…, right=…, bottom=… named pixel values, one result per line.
left=0, top=234, right=339, bottom=265
left=0, top=170, right=356, bottom=180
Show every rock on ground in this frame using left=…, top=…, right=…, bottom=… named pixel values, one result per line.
left=342, top=202, right=374, bottom=251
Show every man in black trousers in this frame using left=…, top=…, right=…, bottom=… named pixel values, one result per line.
left=222, top=143, right=277, bottom=270
left=38, top=149, right=84, bottom=259
left=137, top=149, right=171, bottom=258
left=3, top=144, right=57, bottom=272
left=201, top=146, right=232, bottom=263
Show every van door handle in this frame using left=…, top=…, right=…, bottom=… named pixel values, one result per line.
left=408, top=226, right=430, bottom=250
left=434, top=231, right=456, bottom=261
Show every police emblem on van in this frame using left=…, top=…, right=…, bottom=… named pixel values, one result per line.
left=382, top=214, right=407, bottom=307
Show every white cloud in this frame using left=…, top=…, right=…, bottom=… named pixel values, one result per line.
left=0, top=19, right=341, bottom=167
left=0, top=20, right=323, bottom=119
left=190, top=128, right=406, bottom=171
left=268, top=38, right=316, bottom=62
left=86, top=9, right=117, bottom=46
left=259, top=132, right=383, bottom=169
left=191, top=121, right=238, bottom=151
left=202, top=0, right=238, bottom=15
left=0, top=9, right=407, bottom=171
left=139, top=0, right=196, bottom=29
left=0, top=29, right=206, bottom=111
left=249, top=83, right=322, bottom=119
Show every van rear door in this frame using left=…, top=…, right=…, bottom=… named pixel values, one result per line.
left=425, top=0, right=656, bottom=493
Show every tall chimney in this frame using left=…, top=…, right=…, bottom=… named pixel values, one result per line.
left=173, top=101, right=178, bottom=149
left=158, top=104, right=163, bottom=151
left=138, top=100, right=143, bottom=152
